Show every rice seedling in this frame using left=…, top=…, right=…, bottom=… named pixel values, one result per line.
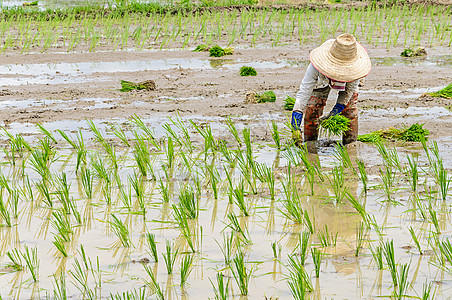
left=70, top=254, right=96, bottom=299
left=225, top=117, right=241, bottom=146
left=6, top=249, right=24, bottom=271
left=407, top=154, right=419, bottom=192
left=157, top=178, right=170, bottom=203
left=317, top=225, right=337, bottom=247
left=109, top=214, right=131, bottom=247
left=370, top=244, right=384, bottom=270
left=226, top=212, right=250, bottom=244
left=53, top=236, right=68, bottom=257
left=383, top=240, right=398, bottom=287
left=333, top=143, right=356, bottom=174
left=51, top=210, right=73, bottom=242
left=118, top=179, right=132, bottom=211
left=52, top=274, right=67, bottom=300
left=437, top=167, right=450, bottom=201
left=109, top=123, right=131, bottom=147
left=130, top=115, right=160, bottom=150
left=21, top=245, right=39, bottom=282
left=303, top=209, right=315, bottom=234
left=320, top=115, right=350, bottom=137
left=172, top=204, right=196, bottom=253
left=231, top=248, right=253, bottom=296
left=36, top=123, right=57, bottom=144
left=80, top=167, right=94, bottom=199
left=421, top=280, right=434, bottom=300
left=408, top=226, right=423, bottom=255
left=355, top=221, right=366, bottom=257
left=286, top=254, right=314, bottom=296
left=130, top=172, right=146, bottom=214
left=280, top=179, right=304, bottom=224
left=393, top=263, right=410, bottom=299
left=178, top=186, right=199, bottom=219
left=143, top=264, right=164, bottom=300
left=271, top=120, right=281, bottom=150
left=180, top=254, right=194, bottom=287
left=328, top=166, right=345, bottom=203
left=210, top=272, right=229, bottom=300
left=311, top=247, right=321, bottom=277
left=428, top=208, right=441, bottom=235
left=145, top=233, right=158, bottom=262
left=380, top=165, right=395, bottom=202
left=232, top=181, right=249, bottom=217
left=109, top=288, right=146, bottom=300
left=133, top=138, right=153, bottom=178
left=345, top=190, right=367, bottom=224
left=239, top=66, right=257, bottom=76
left=217, top=232, right=234, bottom=266
left=163, top=240, right=179, bottom=274
left=206, top=163, right=220, bottom=199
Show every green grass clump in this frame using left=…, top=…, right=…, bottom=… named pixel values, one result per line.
left=120, top=80, right=155, bottom=92
left=240, top=66, right=257, bottom=76
left=428, top=83, right=452, bottom=99
left=357, top=123, right=429, bottom=143
left=284, top=96, right=295, bottom=110
left=320, top=115, right=350, bottom=136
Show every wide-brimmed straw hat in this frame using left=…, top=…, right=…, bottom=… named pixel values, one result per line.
left=309, top=33, right=371, bottom=82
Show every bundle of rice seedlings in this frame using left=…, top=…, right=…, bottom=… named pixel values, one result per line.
left=245, top=91, right=276, bottom=104
left=209, top=45, right=234, bottom=57
left=240, top=66, right=257, bottom=76
left=320, top=115, right=350, bottom=136
left=193, top=44, right=210, bottom=52
left=23, top=1, right=38, bottom=6
left=428, top=83, right=452, bottom=99
left=400, top=47, right=427, bottom=57
left=284, top=96, right=295, bottom=110
left=120, top=80, right=155, bottom=92
left=357, top=123, right=429, bottom=143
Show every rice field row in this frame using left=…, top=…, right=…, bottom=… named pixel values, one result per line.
left=1, top=4, right=450, bottom=53
left=0, top=115, right=451, bottom=298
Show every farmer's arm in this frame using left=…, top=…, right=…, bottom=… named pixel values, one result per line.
left=293, top=63, right=319, bottom=113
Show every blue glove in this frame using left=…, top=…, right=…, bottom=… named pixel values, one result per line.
left=330, top=103, right=346, bottom=116
left=291, top=111, right=303, bottom=131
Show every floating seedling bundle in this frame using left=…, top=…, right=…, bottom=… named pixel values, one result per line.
left=245, top=91, right=276, bottom=103
left=428, top=83, right=452, bottom=99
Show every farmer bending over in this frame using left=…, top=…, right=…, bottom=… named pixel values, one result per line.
left=291, top=33, right=371, bottom=145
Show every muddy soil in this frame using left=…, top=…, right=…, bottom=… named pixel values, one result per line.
left=0, top=44, right=451, bottom=142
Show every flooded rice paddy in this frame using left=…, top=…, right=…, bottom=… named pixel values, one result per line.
left=0, top=114, right=451, bottom=299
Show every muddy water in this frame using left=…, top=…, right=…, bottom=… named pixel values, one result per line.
left=0, top=116, right=451, bottom=299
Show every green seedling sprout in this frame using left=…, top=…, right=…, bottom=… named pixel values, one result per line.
left=317, top=225, right=337, bottom=247
left=271, top=241, right=281, bottom=260
left=333, top=144, right=356, bottom=175
left=311, top=247, right=322, bottom=277
left=328, top=166, right=345, bottom=203
left=232, top=181, right=249, bottom=217
left=370, top=244, right=384, bottom=270
left=355, top=221, right=366, bottom=257
left=80, top=168, right=94, bottom=199
left=52, top=273, right=67, bottom=300
left=295, top=232, right=311, bottom=266
left=383, top=240, right=398, bottom=287
left=36, top=123, right=57, bottom=144
left=408, top=226, right=423, bottom=255
left=130, top=115, right=160, bottom=150
left=163, top=240, right=179, bottom=274
left=178, top=187, right=199, bottom=219
left=158, top=178, right=170, bottom=203
left=428, top=208, right=441, bottom=235
left=172, top=204, right=195, bottom=253
left=226, top=212, right=250, bottom=244
left=286, top=254, right=314, bottom=295
left=217, top=232, right=234, bottom=266
left=6, top=249, right=24, bottom=271
left=109, top=214, right=131, bottom=247
left=407, top=154, right=419, bottom=192
left=180, top=254, right=194, bottom=287
left=109, top=288, right=146, bottom=300
left=109, top=123, right=130, bottom=147
left=271, top=120, right=281, bottom=150
left=225, top=117, right=241, bottom=146
left=206, top=163, right=220, bottom=199
left=130, top=172, right=146, bottom=214
left=421, top=280, right=434, bottom=300
left=53, top=236, right=68, bottom=257
left=231, top=248, right=253, bottom=296
left=393, top=263, right=410, bottom=300
left=145, top=233, right=158, bottom=262
left=280, top=178, right=304, bottom=224
left=210, top=272, right=229, bottom=300
left=51, top=210, right=73, bottom=242
left=345, top=190, right=368, bottom=225
left=320, top=115, right=350, bottom=137
left=303, top=209, right=315, bottom=234
left=21, top=245, right=39, bottom=282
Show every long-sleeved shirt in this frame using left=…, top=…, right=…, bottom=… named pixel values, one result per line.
left=293, top=63, right=360, bottom=112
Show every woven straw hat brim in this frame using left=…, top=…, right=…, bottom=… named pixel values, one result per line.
left=309, top=39, right=371, bottom=82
